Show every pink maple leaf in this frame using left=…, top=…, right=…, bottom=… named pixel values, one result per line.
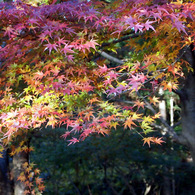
left=27, top=18, right=39, bottom=26
left=98, top=65, right=108, bottom=74
left=61, top=44, right=74, bottom=56
left=68, top=137, right=79, bottom=146
left=80, top=128, right=93, bottom=139
left=106, top=71, right=118, bottom=80
left=3, top=26, right=17, bottom=38
left=61, top=131, right=71, bottom=140
left=84, top=39, right=99, bottom=51
left=116, top=84, right=128, bottom=94
left=173, top=19, right=187, bottom=34
left=144, top=20, right=155, bottom=31
left=134, top=23, right=144, bottom=33
left=44, top=42, right=58, bottom=54
left=106, top=87, right=117, bottom=97
left=57, top=37, right=67, bottom=46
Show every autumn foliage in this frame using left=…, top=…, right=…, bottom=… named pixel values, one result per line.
left=0, top=0, right=195, bottom=193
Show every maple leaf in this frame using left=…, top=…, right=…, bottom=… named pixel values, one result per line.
left=39, top=33, right=48, bottom=44
left=168, top=65, right=178, bottom=76
left=3, top=26, right=17, bottom=37
left=144, top=20, right=155, bottom=31
left=34, top=168, right=41, bottom=175
left=35, top=177, right=43, bottom=185
left=44, top=42, right=58, bottom=54
left=38, top=184, right=45, bottom=192
left=27, top=18, right=39, bottom=26
left=80, top=128, right=93, bottom=139
left=57, top=37, right=67, bottom=46
left=34, top=71, right=44, bottom=80
left=106, top=71, right=118, bottom=80
left=85, top=111, right=93, bottom=121
left=97, top=128, right=110, bottom=135
left=143, top=137, right=165, bottom=147
left=89, top=97, right=99, bottom=104
left=162, top=81, right=178, bottom=92
left=153, top=112, right=161, bottom=119
left=152, top=137, right=165, bottom=145
left=68, top=137, right=79, bottom=146
left=61, top=131, right=71, bottom=140
left=143, top=137, right=154, bottom=147
left=149, top=96, right=159, bottom=106
left=132, top=113, right=142, bottom=120
left=17, top=173, right=26, bottom=182
left=109, top=121, right=118, bottom=129
left=84, top=39, right=99, bottom=51
left=106, top=87, right=117, bottom=97
left=61, top=44, right=75, bottom=56
left=173, top=19, right=187, bottom=34
left=116, top=84, right=128, bottom=94
left=134, top=23, right=144, bottom=33
left=134, top=100, right=145, bottom=109
left=98, top=64, right=108, bottom=74
left=124, top=117, right=137, bottom=129
left=24, top=190, right=30, bottom=195
left=129, top=81, right=140, bottom=91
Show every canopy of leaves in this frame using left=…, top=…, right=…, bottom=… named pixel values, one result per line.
left=0, top=0, right=194, bottom=145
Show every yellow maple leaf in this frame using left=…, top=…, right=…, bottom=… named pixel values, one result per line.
left=149, top=96, right=159, bottom=106
left=132, top=113, right=142, bottom=120
left=153, top=112, right=161, bottom=119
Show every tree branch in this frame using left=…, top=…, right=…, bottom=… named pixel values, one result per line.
left=137, top=92, right=189, bottom=146
left=100, top=33, right=140, bottom=48
left=98, top=50, right=124, bottom=64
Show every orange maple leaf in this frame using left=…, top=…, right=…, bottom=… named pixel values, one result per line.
left=85, top=111, right=94, bottom=121
left=153, top=112, right=161, bottom=119
left=17, top=173, right=26, bottom=182
left=36, top=177, right=43, bottom=185
left=38, top=184, right=45, bottom=192
left=24, top=190, right=30, bottom=195
left=134, top=100, right=145, bottom=109
left=143, top=137, right=165, bottom=147
left=152, top=137, right=165, bottom=145
left=143, top=137, right=154, bottom=147
left=162, top=81, right=178, bottom=92
left=124, top=117, right=137, bottom=129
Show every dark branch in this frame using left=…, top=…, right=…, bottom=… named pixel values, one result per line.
left=100, top=33, right=140, bottom=48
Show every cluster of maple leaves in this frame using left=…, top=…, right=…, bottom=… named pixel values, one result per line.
left=0, top=0, right=195, bottom=193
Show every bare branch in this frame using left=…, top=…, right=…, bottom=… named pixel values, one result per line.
left=98, top=50, right=124, bottom=64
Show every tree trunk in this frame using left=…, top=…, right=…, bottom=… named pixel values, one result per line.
left=179, top=45, right=195, bottom=166
left=180, top=73, right=195, bottom=163
left=13, top=151, right=29, bottom=195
